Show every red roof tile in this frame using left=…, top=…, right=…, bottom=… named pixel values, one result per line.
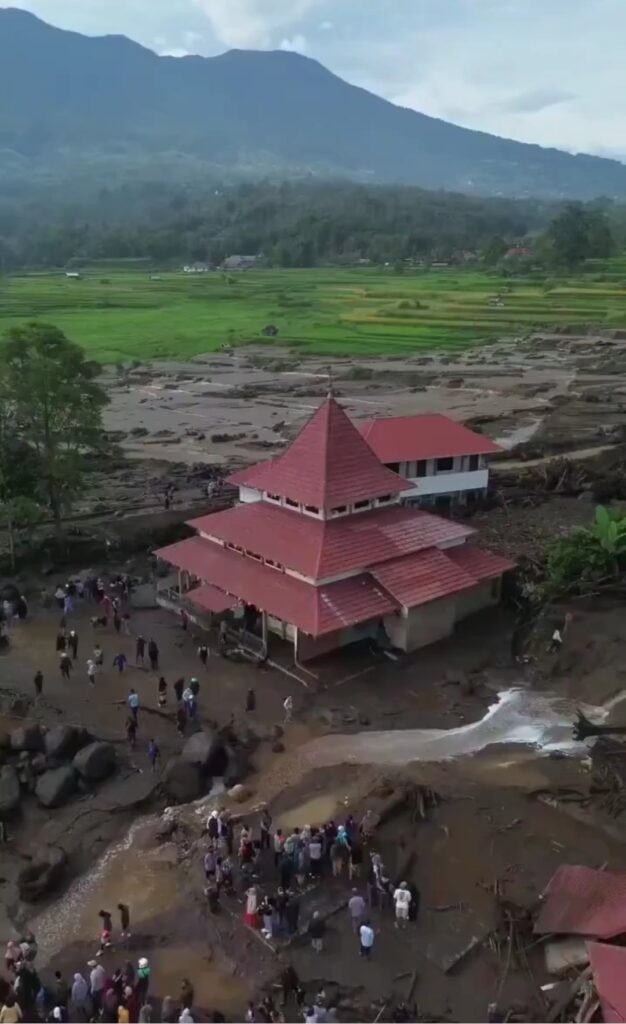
left=358, top=413, right=502, bottom=463
left=155, top=536, right=399, bottom=636
left=187, top=583, right=237, bottom=614
left=447, top=545, right=515, bottom=579
left=227, top=397, right=409, bottom=509
left=535, top=866, right=626, bottom=939
left=588, top=942, right=626, bottom=1023
left=188, top=502, right=473, bottom=581
left=370, top=548, right=477, bottom=607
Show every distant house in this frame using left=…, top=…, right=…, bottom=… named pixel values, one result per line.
left=222, top=254, right=261, bottom=271
left=183, top=263, right=210, bottom=274
left=357, top=414, right=502, bottom=509
left=504, top=246, right=532, bottom=259
left=65, top=271, right=82, bottom=279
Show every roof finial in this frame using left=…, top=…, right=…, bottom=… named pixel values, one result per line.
left=326, top=365, right=334, bottom=398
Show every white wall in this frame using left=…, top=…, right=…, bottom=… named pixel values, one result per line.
left=402, top=468, right=489, bottom=499
left=239, top=486, right=262, bottom=504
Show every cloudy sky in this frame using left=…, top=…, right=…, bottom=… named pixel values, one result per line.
left=12, top=0, right=626, bottom=158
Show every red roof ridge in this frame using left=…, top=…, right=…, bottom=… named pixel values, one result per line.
left=357, top=412, right=502, bottom=462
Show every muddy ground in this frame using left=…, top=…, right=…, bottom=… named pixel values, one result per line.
left=2, top=328, right=626, bottom=1020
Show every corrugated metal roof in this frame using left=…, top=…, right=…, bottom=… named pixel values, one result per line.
left=186, top=583, right=237, bottom=614
left=188, top=502, right=474, bottom=581
left=370, top=548, right=477, bottom=607
left=154, top=537, right=399, bottom=636
left=588, top=942, right=626, bottom=1023
left=535, top=866, right=626, bottom=939
left=358, top=413, right=502, bottom=462
left=447, top=545, right=515, bottom=580
left=227, top=397, right=409, bottom=509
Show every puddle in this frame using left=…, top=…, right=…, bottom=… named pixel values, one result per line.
left=279, top=793, right=343, bottom=830
left=301, top=688, right=593, bottom=768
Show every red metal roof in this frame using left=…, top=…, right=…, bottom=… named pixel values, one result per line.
left=535, top=866, right=626, bottom=939
left=447, top=545, right=515, bottom=580
left=358, top=414, right=502, bottom=463
left=187, top=583, right=237, bottom=614
left=588, top=942, right=626, bottom=1023
left=188, top=502, right=474, bottom=581
left=370, top=548, right=477, bottom=607
left=227, top=397, right=409, bottom=509
left=154, top=536, right=399, bottom=636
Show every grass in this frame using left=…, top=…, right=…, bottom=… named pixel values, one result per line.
left=1, top=259, right=626, bottom=363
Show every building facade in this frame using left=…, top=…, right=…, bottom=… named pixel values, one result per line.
left=155, top=398, right=513, bottom=662
left=358, top=414, right=501, bottom=508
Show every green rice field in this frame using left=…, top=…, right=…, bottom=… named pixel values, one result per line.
left=2, top=259, right=626, bottom=363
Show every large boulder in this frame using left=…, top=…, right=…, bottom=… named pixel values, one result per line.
left=18, top=845, right=67, bottom=902
left=162, top=758, right=204, bottom=803
left=181, top=730, right=227, bottom=775
left=0, top=765, right=20, bottom=817
left=223, top=745, right=250, bottom=788
left=44, top=725, right=91, bottom=760
left=10, top=723, right=43, bottom=753
left=228, top=783, right=252, bottom=803
left=73, top=741, right=115, bottom=783
left=35, top=767, right=77, bottom=808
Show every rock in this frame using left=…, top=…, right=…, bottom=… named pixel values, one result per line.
left=45, top=725, right=91, bottom=760
left=271, top=741, right=285, bottom=753
left=228, top=783, right=252, bottom=803
left=10, top=723, right=43, bottom=753
left=18, top=846, right=67, bottom=902
left=73, top=741, right=115, bottom=782
left=0, top=766, right=20, bottom=817
left=223, top=746, right=250, bottom=787
left=30, top=754, right=47, bottom=775
left=35, top=767, right=77, bottom=808
left=181, top=730, right=227, bottom=775
left=162, top=759, right=204, bottom=803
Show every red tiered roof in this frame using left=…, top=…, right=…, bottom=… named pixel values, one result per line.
left=370, top=549, right=476, bottom=607
left=358, top=413, right=502, bottom=462
left=156, top=537, right=399, bottom=636
left=188, top=502, right=473, bottom=581
left=228, top=396, right=409, bottom=509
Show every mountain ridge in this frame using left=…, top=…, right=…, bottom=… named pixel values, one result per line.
left=1, top=6, right=625, bottom=198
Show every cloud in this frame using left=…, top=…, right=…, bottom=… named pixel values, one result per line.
left=158, top=46, right=191, bottom=56
left=192, top=0, right=324, bottom=48
left=279, top=34, right=308, bottom=53
left=496, top=87, right=576, bottom=114
left=320, top=20, right=333, bottom=30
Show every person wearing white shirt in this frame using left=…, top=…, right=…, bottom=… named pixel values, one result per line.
left=393, top=880, right=412, bottom=928
left=358, top=921, right=374, bottom=957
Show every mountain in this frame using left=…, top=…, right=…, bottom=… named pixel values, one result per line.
left=1, top=7, right=626, bottom=199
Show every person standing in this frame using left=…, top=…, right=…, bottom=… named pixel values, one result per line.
left=309, top=911, right=325, bottom=953
left=126, top=716, right=138, bottom=751
left=260, top=808, right=271, bottom=850
left=349, top=840, right=363, bottom=881
left=283, top=695, right=293, bottom=723
left=308, top=832, right=323, bottom=878
left=70, top=973, right=90, bottom=1021
left=33, top=670, right=43, bottom=700
left=359, top=921, right=374, bottom=958
left=148, top=639, right=159, bottom=671
left=113, top=652, right=128, bottom=674
left=157, top=677, right=167, bottom=707
left=89, top=960, right=106, bottom=1015
left=59, top=651, right=72, bottom=679
left=136, top=635, right=146, bottom=665
left=94, top=643, right=104, bottom=669
left=118, top=903, right=131, bottom=940
left=173, top=677, right=184, bottom=702
left=68, top=629, right=78, bottom=660
left=190, top=677, right=200, bottom=700
left=63, top=593, right=73, bottom=618
left=128, top=689, right=140, bottom=723
left=56, top=629, right=66, bottom=653
left=113, top=611, right=122, bottom=634
left=273, top=827, right=285, bottom=868
left=393, top=881, right=412, bottom=928
left=245, top=688, right=256, bottom=714
left=136, top=958, right=151, bottom=1005
left=175, top=704, right=186, bottom=737
left=147, top=739, right=160, bottom=772
left=348, top=889, right=366, bottom=933
left=198, top=642, right=209, bottom=667
left=87, top=659, right=96, bottom=687
left=54, top=584, right=65, bottom=610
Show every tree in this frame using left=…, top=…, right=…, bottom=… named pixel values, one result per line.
left=544, top=505, right=626, bottom=597
left=2, top=322, right=108, bottom=534
left=547, top=204, right=590, bottom=267
left=482, top=235, right=508, bottom=265
left=0, top=374, right=42, bottom=567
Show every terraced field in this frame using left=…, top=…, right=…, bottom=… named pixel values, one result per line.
left=1, top=259, right=626, bottom=363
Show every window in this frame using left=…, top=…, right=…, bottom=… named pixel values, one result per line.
left=285, top=497, right=299, bottom=508
left=377, top=494, right=392, bottom=504
left=436, top=457, right=454, bottom=472
left=304, top=504, right=319, bottom=514
left=416, top=460, right=427, bottom=477
left=245, top=549, right=262, bottom=561
left=266, top=492, right=281, bottom=503
left=331, top=505, right=347, bottom=516
left=354, top=499, right=370, bottom=510
left=387, top=462, right=400, bottom=473
left=468, top=454, right=479, bottom=471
